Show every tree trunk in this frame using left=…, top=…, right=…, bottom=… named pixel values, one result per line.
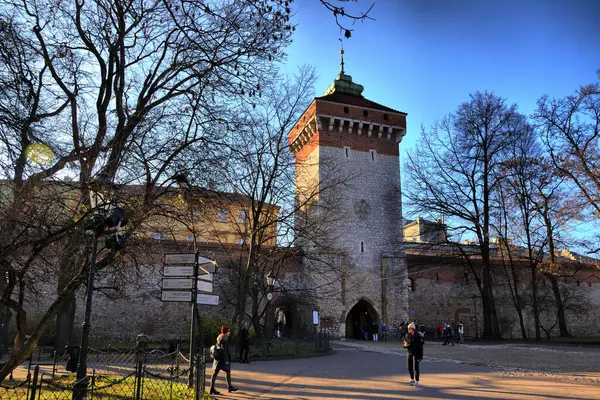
left=530, top=270, right=541, bottom=341
left=0, top=308, right=11, bottom=357
left=542, top=202, right=570, bottom=337
left=516, top=304, right=527, bottom=340
left=549, top=274, right=570, bottom=337
left=235, top=239, right=256, bottom=332
left=55, top=293, right=76, bottom=351
left=481, top=247, right=502, bottom=338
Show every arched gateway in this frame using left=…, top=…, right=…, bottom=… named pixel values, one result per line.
left=345, top=299, right=380, bottom=340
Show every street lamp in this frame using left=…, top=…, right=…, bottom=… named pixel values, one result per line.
left=73, top=177, right=125, bottom=400
left=265, top=271, right=275, bottom=354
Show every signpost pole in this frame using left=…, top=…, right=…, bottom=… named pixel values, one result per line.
left=188, top=251, right=199, bottom=387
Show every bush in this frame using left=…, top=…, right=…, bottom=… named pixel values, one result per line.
left=199, top=317, right=228, bottom=347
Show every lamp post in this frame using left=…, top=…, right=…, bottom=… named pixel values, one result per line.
left=73, top=178, right=124, bottom=400
left=265, top=271, right=275, bottom=354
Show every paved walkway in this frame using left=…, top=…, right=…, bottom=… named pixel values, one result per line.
left=8, top=340, right=600, bottom=398
left=337, top=339, right=600, bottom=383
left=204, top=341, right=600, bottom=399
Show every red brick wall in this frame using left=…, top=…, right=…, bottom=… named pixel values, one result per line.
left=288, top=98, right=408, bottom=162
left=315, top=100, right=406, bottom=128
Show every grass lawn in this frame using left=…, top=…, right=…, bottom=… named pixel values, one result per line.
left=1, top=375, right=212, bottom=400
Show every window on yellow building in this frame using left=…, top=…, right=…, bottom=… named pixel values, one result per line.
left=216, top=208, right=228, bottom=222
left=152, top=233, right=166, bottom=240
left=187, top=234, right=195, bottom=241
left=238, top=209, right=248, bottom=223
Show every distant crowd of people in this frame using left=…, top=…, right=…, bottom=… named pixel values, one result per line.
left=435, top=321, right=465, bottom=345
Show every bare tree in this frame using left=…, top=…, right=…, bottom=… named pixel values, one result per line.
left=319, top=0, right=375, bottom=38
left=404, top=92, right=527, bottom=339
left=535, top=72, right=600, bottom=253
left=495, top=125, right=547, bottom=340
left=0, top=0, right=294, bottom=380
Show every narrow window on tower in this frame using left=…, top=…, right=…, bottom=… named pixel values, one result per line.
left=369, top=149, right=376, bottom=161
left=383, top=113, right=389, bottom=121
left=363, top=110, right=368, bottom=117
left=343, top=146, right=350, bottom=158
left=343, top=106, right=349, bottom=114
left=360, top=241, right=364, bottom=252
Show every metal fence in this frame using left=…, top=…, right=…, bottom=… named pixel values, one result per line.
left=1, top=333, right=331, bottom=399
left=0, top=344, right=207, bottom=400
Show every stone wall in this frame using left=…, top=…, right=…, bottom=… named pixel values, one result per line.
left=302, top=146, right=408, bottom=337
left=407, top=269, right=600, bottom=339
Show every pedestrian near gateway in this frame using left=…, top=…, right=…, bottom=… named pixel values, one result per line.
left=403, top=322, right=424, bottom=387
left=457, top=321, right=465, bottom=344
left=238, top=322, right=250, bottom=363
left=210, top=325, right=239, bottom=395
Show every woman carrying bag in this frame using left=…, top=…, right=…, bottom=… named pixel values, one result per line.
left=209, top=325, right=239, bottom=395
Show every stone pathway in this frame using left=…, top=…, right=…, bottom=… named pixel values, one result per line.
left=335, top=339, right=600, bottom=384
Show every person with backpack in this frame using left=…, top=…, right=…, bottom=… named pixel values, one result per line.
left=209, top=325, right=239, bottom=395
left=403, top=322, right=424, bottom=387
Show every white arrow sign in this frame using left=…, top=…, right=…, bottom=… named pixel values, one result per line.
left=165, top=254, right=195, bottom=264
left=197, top=260, right=217, bottom=274
left=197, top=277, right=213, bottom=293
left=163, top=266, right=195, bottom=277
left=161, top=291, right=192, bottom=302
left=196, top=293, right=219, bottom=305
left=162, top=278, right=193, bottom=290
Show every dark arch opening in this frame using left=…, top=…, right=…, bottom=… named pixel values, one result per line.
left=345, top=299, right=380, bottom=340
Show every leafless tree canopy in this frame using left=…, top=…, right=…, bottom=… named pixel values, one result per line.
left=0, top=0, right=295, bottom=379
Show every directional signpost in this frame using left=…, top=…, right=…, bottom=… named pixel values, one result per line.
left=161, top=254, right=218, bottom=302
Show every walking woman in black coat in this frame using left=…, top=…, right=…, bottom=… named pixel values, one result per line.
left=209, top=325, right=239, bottom=395
left=403, top=322, right=424, bottom=387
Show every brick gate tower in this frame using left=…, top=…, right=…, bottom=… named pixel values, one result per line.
left=288, top=51, right=409, bottom=338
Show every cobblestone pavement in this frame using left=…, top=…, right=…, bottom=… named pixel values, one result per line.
left=336, top=339, right=600, bottom=384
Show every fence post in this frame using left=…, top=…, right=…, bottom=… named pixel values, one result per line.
left=29, top=365, right=40, bottom=400
left=201, top=348, right=207, bottom=395
left=175, top=344, right=180, bottom=373
left=89, top=369, right=96, bottom=399
left=194, top=354, right=201, bottom=400
left=52, top=351, right=57, bottom=379
left=135, top=334, right=148, bottom=400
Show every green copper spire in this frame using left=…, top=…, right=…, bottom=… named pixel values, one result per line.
left=323, top=41, right=364, bottom=97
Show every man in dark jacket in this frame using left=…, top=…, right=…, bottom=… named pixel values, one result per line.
left=238, top=323, right=250, bottom=363
left=209, top=325, right=239, bottom=395
left=403, top=322, right=424, bottom=387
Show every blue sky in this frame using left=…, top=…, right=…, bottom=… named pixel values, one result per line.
left=283, top=0, right=600, bottom=157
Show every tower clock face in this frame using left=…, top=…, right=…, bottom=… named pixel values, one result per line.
left=354, top=199, right=372, bottom=220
